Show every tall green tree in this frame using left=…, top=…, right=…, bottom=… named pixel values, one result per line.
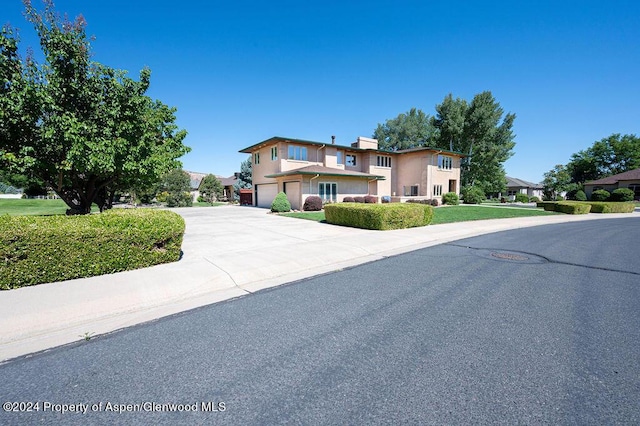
left=431, top=94, right=467, bottom=151
left=434, top=91, right=516, bottom=193
left=199, top=174, right=223, bottom=203
left=542, top=164, right=571, bottom=200
left=0, top=0, right=189, bottom=214
left=372, top=107, right=435, bottom=151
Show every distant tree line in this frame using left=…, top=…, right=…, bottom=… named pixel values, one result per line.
left=542, top=133, right=640, bottom=200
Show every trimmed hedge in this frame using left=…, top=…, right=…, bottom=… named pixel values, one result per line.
left=324, top=203, right=433, bottom=230
left=537, top=200, right=635, bottom=214
left=554, top=202, right=591, bottom=214
left=588, top=202, right=636, bottom=213
left=0, top=209, right=185, bottom=289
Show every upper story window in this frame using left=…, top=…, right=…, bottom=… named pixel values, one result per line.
left=288, top=145, right=308, bottom=161
left=337, top=151, right=344, bottom=165
left=346, top=154, right=357, bottom=167
left=254, top=152, right=260, bottom=165
left=271, top=146, right=278, bottom=161
left=376, top=155, right=391, bottom=168
left=438, top=155, right=453, bottom=170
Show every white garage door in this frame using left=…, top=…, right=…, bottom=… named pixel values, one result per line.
left=255, top=183, right=278, bottom=208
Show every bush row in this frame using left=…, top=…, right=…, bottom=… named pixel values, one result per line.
left=536, top=200, right=636, bottom=214
left=0, top=209, right=185, bottom=289
left=324, top=203, right=433, bottom=230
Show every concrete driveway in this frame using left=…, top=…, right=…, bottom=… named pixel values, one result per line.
left=0, top=205, right=637, bottom=361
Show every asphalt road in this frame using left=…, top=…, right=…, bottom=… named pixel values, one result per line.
left=1, top=217, right=639, bottom=425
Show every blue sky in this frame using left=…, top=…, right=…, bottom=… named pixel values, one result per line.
left=4, top=0, right=639, bottom=183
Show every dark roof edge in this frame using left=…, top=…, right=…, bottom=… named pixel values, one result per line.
left=239, top=136, right=466, bottom=156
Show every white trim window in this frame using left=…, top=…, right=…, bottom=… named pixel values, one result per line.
left=438, top=155, right=453, bottom=170
left=337, top=151, right=344, bottom=165
left=319, top=182, right=337, bottom=202
left=376, top=155, right=391, bottom=168
left=346, top=154, right=357, bottom=167
left=433, top=184, right=443, bottom=197
left=288, top=145, right=308, bottom=161
left=403, top=185, right=418, bottom=196
left=254, top=152, right=260, bottom=165
left=271, top=146, right=278, bottom=161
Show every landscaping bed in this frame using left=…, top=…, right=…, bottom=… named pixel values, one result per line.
left=0, top=209, right=185, bottom=289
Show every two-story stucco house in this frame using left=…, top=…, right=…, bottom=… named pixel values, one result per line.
left=239, top=136, right=464, bottom=210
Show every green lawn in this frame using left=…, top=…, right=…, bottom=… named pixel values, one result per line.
left=0, top=198, right=75, bottom=216
left=280, top=211, right=327, bottom=221
left=0, top=198, right=231, bottom=215
left=430, top=205, right=558, bottom=224
left=281, top=205, right=559, bottom=225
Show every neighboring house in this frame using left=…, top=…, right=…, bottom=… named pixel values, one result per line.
left=584, top=168, right=640, bottom=200
left=185, top=171, right=208, bottom=202
left=239, top=136, right=464, bottom=210
left=504, top=176, right=544, bottom=200
left=218, top=174, right=239, bottom=201
left=186, top=171, right=238, bottom=202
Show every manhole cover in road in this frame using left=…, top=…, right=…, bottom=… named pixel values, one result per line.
left=472, top=249, right=548, bottom=264
left=491, top=252, right=529, bottom=261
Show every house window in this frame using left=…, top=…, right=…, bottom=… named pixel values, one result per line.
left=288, top=145, right=308, bottom=161
left=254, top=152, right=260, bottom=165
left=438, top=155, right=453, bottom=170
left=433, top=184, right=443, bottom=197
left=377, top=155, right=391, bottom=168
left=337, top=151, right=344, bottom=165
left=403, top=185, right=418, bottom=196
left=271, top=146, right=278, bottom=161
left=507, top=190, right=518, bottom=197
left=319, top=182, right=337, bottom=202
left=346, top=154, right=357, bottom=167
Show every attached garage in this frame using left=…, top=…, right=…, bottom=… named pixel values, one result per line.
left=255, top=183, right=278, bottom=208
left=283, top=181, right=302, bottom=210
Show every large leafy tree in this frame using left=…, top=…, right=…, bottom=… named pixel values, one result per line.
left=0, top=0, right=189, bottom=214
left=372, top=107, right=435, bottom=151
left=432, top=91, right=516, bottom=193
left=566, top=134, right=640, bottom=184
left=373, top=92, right=516, bottom=194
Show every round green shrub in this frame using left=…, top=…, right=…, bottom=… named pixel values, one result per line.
left=529, top=196, right=541, bottom=203
left=514, top=193, right=529, bottom=203
left=461, top=186, right=485, bottom=204
left=610, top=188, right=634, bottom=202
left=591, top=189, right=610, bottom=201
left=271, top=191, right=291, bottom=212
left=574, top=190, right=587, bottom=201
left=303, top=196, right=323, bottom=211
left=442, top=192, right=459, bottom=205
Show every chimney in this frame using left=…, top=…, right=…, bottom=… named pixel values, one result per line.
left=331, top=135, right=336, bottom=145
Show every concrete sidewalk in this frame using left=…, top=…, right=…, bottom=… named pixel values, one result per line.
left=1, top=205, right=637, bottom=362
